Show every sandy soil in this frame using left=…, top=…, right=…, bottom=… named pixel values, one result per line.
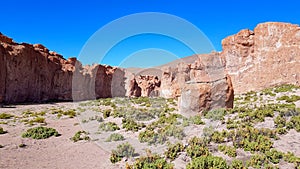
left=0, top=103, right=114, bottom=169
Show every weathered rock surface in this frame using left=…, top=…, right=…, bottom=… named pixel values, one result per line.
left=221, top=22, right=300, bottom=94
left=166, top=53, right=234, bottom=116
left=127, top=75, right=161, bottom=97
left=0, top=33, right=126, bottom=103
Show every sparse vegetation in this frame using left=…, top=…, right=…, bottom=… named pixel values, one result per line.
left=26, top=116, right=46, bottom=125
left=51, top=109, right=77, bottom=118
left=0, top=113, right=14, bottom=119
left=71, top=131, right=90, bottom=142
left=164, top=142, right=184, bottom=160
left=138, top=128, right=167, bottom=145
left=274, top=84, right=300, bottom=93
left=277, top=95, right=300, bottom=102
left=189, top=115, right=205, bottom=125
left=186, top=137, right=209, bottom=159
left=204, top=108, right=226, bottom=121
left=126, top=150, right=174, bottom=169
left=218, top=145, right=237, bottom=157
left=9, top=86, right=299, bottom=168
left=230, top=159, right=245, bottom=169
left=105, top=133, right=125, bottom=142
left=186, top=155, right=229, bottom=169
left=22, top=126, right=59, bottom=139
left=122, top=118, right=145, bottom=132
left=287, top=115, right=300, bottom=132
left=110, top=142, right=135, bottom=163
left=0, top=127, right=7, bottom=134
left=99, top=122, right=120, bottom=131
left=18, top=143, right=27, bottom=148
left=103, top=109, right=111, bottom=118
left=265, top=149, right=283, bottom=164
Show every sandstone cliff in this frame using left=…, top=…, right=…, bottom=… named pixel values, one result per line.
left=221, top=22, right=300, bottom=94
left=0, top=33, right=126, bottom=103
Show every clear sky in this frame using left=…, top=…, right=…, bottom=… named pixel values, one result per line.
left=1, top=0, right=300, bottom=67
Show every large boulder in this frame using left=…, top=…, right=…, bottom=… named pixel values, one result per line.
left=178, top=53, right=234, bottom=116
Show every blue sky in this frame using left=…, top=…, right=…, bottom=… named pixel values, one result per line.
left=1, top=0, right=300, bottom=67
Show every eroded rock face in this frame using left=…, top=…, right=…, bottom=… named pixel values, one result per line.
left=0, top=33, right=126, bottom=103
left=127, top=75, right=161, bottom=97
left=221, top=22, right=300, bottom=94
left=176, top=53, right=234, bottom=116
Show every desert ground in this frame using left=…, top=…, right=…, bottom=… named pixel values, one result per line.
left=1, top=84, right=300, bottom=169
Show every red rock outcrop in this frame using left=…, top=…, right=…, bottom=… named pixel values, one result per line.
left=0, top=33, right=126, bottom=103
left=221, top=22, right=300, bottom=94
left=128, top=78, right=142, bottom=97
left=173, top=53, right=234, bottom=116
left=127, top=75, right=161, bottom=97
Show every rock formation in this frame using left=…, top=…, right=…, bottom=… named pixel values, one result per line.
left=160, top=53, right=234, bottom=116
left=1, top=21, right=299, bottom=115
left=127, top=75, right=161, bottom=97
left=221, top=22, right=300, bottom=94
left=0, top=32, right=126, bottom=103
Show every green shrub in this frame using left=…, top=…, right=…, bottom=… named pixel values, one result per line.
left=186, top=137, right=210, bottom=159
left=231, top=159, right=245, bottom=169
left=186, top=155, right=229, bottom=169
left=211, top=130, right=226, bottom=143
left=218, top=145, right=237, bottom=157
left=22, top=127, right=59, bottom=139
left=277, top=95, right=300, bottom=103
left=226, top=119, right=239, bottom=129
left=110, top=142, right=135, bottom=163
left=139, top=129, right=156, bottom=143
left=0, top=113, right=14, bottom=119
left=105, top=133, right=125, bottom=142
left=88, top=115, right=103, bottom=122
left=122, top=118, right=145, bottom=132
left=283, top=151, right=300, bottom=168
left=26, top=116, right=46, bottom=125
left=103, top=109, right=111, bottom=118
left=99, top=122, right=120, bottom=131
left=287, top=115, right=300, bottom=132
left=18, top=143, right=27, bottom=148
left=276, top=128, right=287, bottom=135
left=138, top=129, right=167, bottom=145
left=274, top=115, right=286, bottom=128
left=52, top=109, right=77, bottom=118
left=132, top=111, right=156, bottom=121
left=71, top=131, right=90, bottom=142
left=246, top=154, right=267, bottom=168
left=262, top=88, right=276, bottom=97
left=265, top=149, right=283, bottom=164
left=0, top=127, right=7, bottom=134
left=164, top=142, right=184, bottom=160
left=163, top=124, right=185, bottom=140
left=202, top=126, right=215, bottom=142
left=230, top=127, right=274, bottom=153
left=204, top=108, right=226, bottom=121
left=127, top=150, right=174, bottom=169
left=274, top=84, right=299, bottom=93
left=189, top=115, right=205, bottom=125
